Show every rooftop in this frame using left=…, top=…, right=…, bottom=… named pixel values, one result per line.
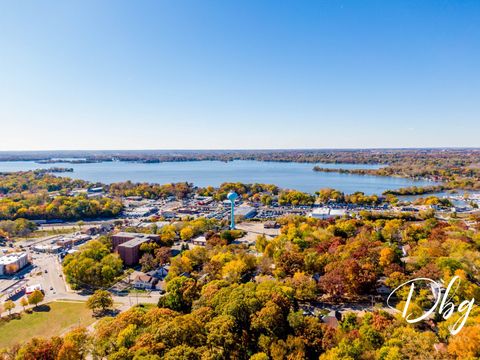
left=113, top=232, right=160, bottom=240
left=118, top=237, right=150, bottom=248
left=0, top=252, right=27, bottom=265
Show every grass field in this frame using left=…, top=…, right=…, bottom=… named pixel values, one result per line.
left=0, top=300, right=95, bottom=349
left=14, top=228, right=75, bottom=242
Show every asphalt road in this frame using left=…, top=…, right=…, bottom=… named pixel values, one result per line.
left=1, top=250, right=161, bottom=318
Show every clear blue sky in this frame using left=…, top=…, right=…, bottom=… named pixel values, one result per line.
left=1, top=1, right=479, bottom=150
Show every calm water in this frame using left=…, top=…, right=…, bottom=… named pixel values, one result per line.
left=0, top=160, right=436, bottom=195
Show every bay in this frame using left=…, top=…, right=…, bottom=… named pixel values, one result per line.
left=0, top=160, right=435, bottom=195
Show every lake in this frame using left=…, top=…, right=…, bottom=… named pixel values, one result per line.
left=0, top=160, right=436, bottom=195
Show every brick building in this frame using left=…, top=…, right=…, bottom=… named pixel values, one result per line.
left=112, top=232, right=161, bottom=266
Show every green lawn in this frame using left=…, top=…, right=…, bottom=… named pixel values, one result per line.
left=0, top=300, right=95, bottom=349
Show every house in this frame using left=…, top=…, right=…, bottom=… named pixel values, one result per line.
left=82, top=226, right=99, bottom=236
left=322, top=310, right=342, bottom=328
left=433, top=343, right=447, bottom=354
left=430, top=282, right=445, bottom=300
left=197, top=273, right=209, bottom=284
left=156, top=281, right=166, bottom=293
left=264, top=221, right=279, bottom=229
left=401, top=244, right=411, bottom=257
left=133, top=274, right=158, bottom=290
left=146, top=266, right=169, bottom=280
left=192, top=236, right=207, bottom=247
left=376, top=277, right=391, bottom=295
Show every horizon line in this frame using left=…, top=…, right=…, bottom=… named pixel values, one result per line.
left=1, top=147, right=480, bottom=153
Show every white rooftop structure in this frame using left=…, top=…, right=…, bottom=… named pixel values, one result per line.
left=309, top=208, right=347, bottom=219
left=0, top=252, right=27, bottom=265
left=0, top=252, right=29, bottom=275
left=26, top=284, right=42, bottom=294
left=192, top=236, right=207, bottom=246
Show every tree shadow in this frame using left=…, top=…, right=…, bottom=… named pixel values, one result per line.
left=78, top=289, right=94, bottom=296
left=93, top=308, right=120, bottom=318
left=32, top=304, right=51, bottom=312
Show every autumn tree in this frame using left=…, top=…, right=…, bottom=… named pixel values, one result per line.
left=63, top=240, right=123, bottom=288
left=3, top=300, right=15, bottom=315
left=180, top=227, right=194, bottom=241
left=28, top=289, right=44, bottom=308
left=20, top=296, right=28, bottom=311
left=140, top=253, right=156, bottom=272
left=159, top=276, right=197, bottom=312
left=155, top=247, right=171, bottom=266
left=87, top=290, right=113, bottom=315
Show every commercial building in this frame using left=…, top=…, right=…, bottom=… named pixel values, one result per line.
left=111, top=232, right=160, bottom=251
left=138, top=221, right=169, bottom=230
left=56, top=234, right=91, bottom=248
left=33, top=244, right=62, bottom=253
left=0, top=252, right=29, bottom=275
left=117, top=237, right=151, bottom=266
left=308, top=208, right=347, bottom=220
left=235, top=206, right=257, bottom=219
left=26, top=284, right=43, bottom=294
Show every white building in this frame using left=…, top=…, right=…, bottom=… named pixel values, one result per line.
left=0, top=252, right=29, bottom=275
left=192, top=236, right=207, bottom=246
left=308, top=208, right=347, bottom=220
left=26, top=284, right=43, bottom=294
left=235, top=206, right=257, bottom=219
left=133, top=274, right=158, bottom=290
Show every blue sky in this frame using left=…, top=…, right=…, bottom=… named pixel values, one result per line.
left=0, top=0, right=479, bottom=150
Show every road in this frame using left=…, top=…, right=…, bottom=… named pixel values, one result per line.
left=1, top=251, right=161, bottom=318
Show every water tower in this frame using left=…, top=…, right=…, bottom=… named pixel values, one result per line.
left=227, top=191, right=239, bottom=229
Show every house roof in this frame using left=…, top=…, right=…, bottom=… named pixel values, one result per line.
left=134, top=274, right=155, bottom=283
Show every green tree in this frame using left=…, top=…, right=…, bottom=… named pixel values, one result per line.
left=28, top=289, right=44, bottom=308
left=63, top=240, right=123, bottom=288
left=3, top=300, right=15, bottom=315
left=158, top=276, right=197, bottom=312
left=206, top=315, right=237, bottom=356
left=87, top=290, right=113, bottom=315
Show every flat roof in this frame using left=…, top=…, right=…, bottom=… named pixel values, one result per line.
left=113, top=231, right=159, bottom=239
left=193, top=236, right=207, bottom=243
left=118, top=237, right=150, bottom=248
left=235, top=206, right=256, bottom=216
left=0, top=252, right=27, bottom=265
left=311, top=207, right=330, bottom=215
left=112, top=231, right=143, bottom=237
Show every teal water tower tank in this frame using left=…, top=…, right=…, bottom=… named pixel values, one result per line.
left=227, top=191, right=239, bottom=229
